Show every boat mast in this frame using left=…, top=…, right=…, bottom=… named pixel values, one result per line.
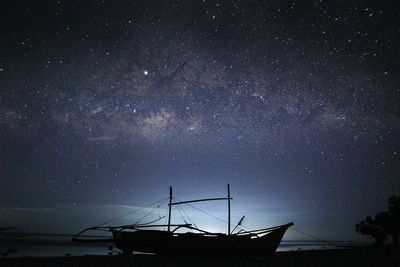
left=168, top=186, right=172, bottom=232
left=167, top=185, right=233, bottom=234
left=227, top=184, right=231, bottom=236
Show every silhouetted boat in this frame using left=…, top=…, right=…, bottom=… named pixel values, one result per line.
left=73, top=185, right=293, bottom=255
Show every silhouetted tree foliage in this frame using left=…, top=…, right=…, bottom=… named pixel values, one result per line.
left=355, top=195, right=400, bottom=245
left=387, top=196, right=400, bottom=245
left=355, top=215, right=387, bottom=245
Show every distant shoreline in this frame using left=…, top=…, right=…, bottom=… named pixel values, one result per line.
left=1, top=246, right=399, bottom=267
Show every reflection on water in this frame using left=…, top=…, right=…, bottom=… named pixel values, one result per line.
left=1, top=237, right=367, bottom=258
left=1, top=236, right=114, bottom=258
left=277, top=241, right=366, bottom=252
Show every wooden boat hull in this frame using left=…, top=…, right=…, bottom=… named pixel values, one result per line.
left=114, top=223, right=293, bottom=255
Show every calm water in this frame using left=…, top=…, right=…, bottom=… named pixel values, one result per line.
left=0, top=236, right=113, bottom=258
left=0, top=236, right=367, bottom=258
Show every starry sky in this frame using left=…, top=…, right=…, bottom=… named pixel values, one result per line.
left=0, top=0, right=399, bottom=241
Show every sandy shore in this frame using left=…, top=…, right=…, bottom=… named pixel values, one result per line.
left=1, top=246, right=399, bottom=266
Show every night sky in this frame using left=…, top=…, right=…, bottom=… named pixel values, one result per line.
left=1, top=0, right=399, bottom=241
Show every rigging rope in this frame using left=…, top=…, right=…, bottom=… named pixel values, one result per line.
left=173, top=197, right=246, bottom=233
left=290, top=226, right=334, bottom=244
left=134, top=198, right=168, bottom=225
left=174, top=198, right=199, bottom=229
left=163, top=210, right=168, bottom=231
left=95, top=197, right=169, bottom=227
left=175, top=203, right=188, bottom=224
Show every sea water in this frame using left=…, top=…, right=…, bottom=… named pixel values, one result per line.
left=277, top=241, right=366, bottom=252
left=0, top=236, right=113, bottom=258
left=0, top=236, right=367, bottom=258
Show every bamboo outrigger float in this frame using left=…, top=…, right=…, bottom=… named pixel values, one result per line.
left=73, top=184, right=293, bottom=255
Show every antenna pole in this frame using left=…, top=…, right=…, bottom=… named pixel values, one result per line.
left=168, top=186, right=172, bottom=232
left=227, top=184, right=231, bottom=235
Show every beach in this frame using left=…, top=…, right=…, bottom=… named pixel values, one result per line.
left=1, top=246, right=399, bottom=267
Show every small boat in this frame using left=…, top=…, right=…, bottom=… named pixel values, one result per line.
left=73, top=184, right=293, bottom=255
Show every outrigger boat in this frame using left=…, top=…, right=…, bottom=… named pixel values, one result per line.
left=73, top=184, right=293, bottom=255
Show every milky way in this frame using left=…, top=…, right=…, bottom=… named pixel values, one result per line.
left=0, top=1, right=399, bottom=239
